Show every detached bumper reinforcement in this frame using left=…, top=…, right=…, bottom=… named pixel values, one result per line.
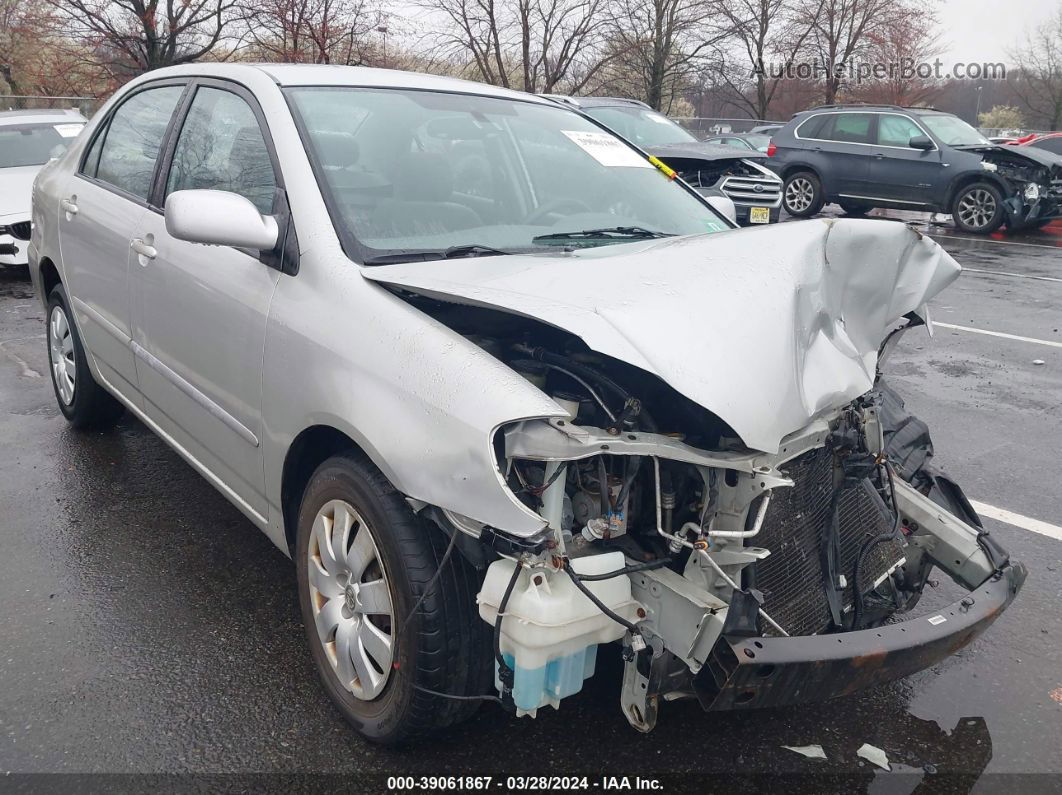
left=695, top=562, right=1026, bottom=711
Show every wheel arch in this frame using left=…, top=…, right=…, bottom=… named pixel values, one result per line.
left=281, top=424, right=376, bottom=554
left=944, top=172, right=1009, bottom=210
left=38, top=257, right=61, bottom=305
left=780, top=162, right=823, bottom=183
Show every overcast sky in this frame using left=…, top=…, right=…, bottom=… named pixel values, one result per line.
left=938, top=0, right=1057, bottom=64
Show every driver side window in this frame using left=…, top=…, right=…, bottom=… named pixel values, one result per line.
left=165, top=87, right=277, bottom=214
left=877, top=115, right=925, bottom=148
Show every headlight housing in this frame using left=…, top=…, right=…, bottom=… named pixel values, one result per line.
left=1024, top=182, right=1041, bottom=201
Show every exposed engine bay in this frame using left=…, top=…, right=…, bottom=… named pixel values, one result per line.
left=397, top=294, right=1023, bottom=731
left=974, top=146, right=1062, bottom=228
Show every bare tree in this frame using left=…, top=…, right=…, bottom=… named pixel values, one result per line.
left=246, top=0, right=381, bottom=65
left=606, top=0, right=735, bottom=111
left=420, top=0, right=612, bottom=93
left=1008, top=5, right=1062, bottom=130
left=798, top=0, right=895, bottom=103
left=847, top=2, right=941, bottom=106
left=46, top=0, right=241, bottom=77
left=714, top=0, right=822, bottom=119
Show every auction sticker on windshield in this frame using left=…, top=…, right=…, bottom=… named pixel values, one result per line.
left=53, top=124, right=84, bottom=138
left=562, top=130, right=652, bottom=168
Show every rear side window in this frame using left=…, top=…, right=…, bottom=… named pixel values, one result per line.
left=90, top=85, right=185, bottom=200
left=165, top=86, right=277, bottom=214
left=827, top=113, right=874, bottom=144
left=877, top=114, right=925, bottom=147
left=795, top=114, right=830, bottom=139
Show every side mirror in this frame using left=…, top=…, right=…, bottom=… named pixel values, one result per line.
left=165, top=189, right=279, bottom=250
left=909, top=135, right=934, bottom=151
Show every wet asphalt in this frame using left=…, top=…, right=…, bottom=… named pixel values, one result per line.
left=1, top=208, right=1061, bottom=792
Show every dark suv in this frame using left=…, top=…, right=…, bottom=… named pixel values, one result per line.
left=768, top=104, right=1062, bottom=233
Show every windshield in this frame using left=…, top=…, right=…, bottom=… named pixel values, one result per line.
left=581, top=106, right=697, bottom=147
left=919, top=114, right=989, bottom=146
left=287, top=88, right=729, bottom=263
left=0, top=122, right=83, bottom=168
left=743, top=134, right=772, bottom=152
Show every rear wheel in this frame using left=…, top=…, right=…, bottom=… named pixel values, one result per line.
left=295, top=452, right=492, bottom=744
left=951, top=182, right=1004, bottom=234
left=782, top=171, right=825, bottom=217
left=46, top=284, right=124, bottom=429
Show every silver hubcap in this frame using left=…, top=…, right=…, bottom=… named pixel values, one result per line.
left=48, top=305, right=76, bottom=405
left=957, top=189, right=997, bottom=230
left=785, top=177, right=814, bottom=212
left=307, top=499, right=394, bottom=700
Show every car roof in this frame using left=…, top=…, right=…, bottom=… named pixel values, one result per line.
left=0, top=108, right=87, bottom=126
left=793, top=104, right=945, bottom=117
left=137, top=63, right=559, bottom=107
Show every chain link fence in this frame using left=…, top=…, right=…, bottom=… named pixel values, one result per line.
left=672, top=118, right=785, bottom=137
left=1, top=95, right=102, bottom=117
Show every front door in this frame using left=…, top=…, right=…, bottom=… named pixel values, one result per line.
left=130, top=81, right=282, bottom=519
left=862, top=113, right=944, bottom=206
left=59, top=83, right=186, bottom=403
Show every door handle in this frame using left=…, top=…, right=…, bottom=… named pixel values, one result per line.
left=60, top=197, right=79, bottom=215
left=130, top=237, right=157, bottom=260
left=873, top=152, right=885, bottom=159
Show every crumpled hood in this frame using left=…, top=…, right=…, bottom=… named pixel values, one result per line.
left=0, top=166, right=41, bottom=217
left=648, top=141, right=768, bottom=162
left=965, top=144, right=1062, bottom=170
left=362, top=219, right=960, bottom=453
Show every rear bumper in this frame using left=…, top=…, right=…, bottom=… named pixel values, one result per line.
left=695, top=561, right=1026, bottom=711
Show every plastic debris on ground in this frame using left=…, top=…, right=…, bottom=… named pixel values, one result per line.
left=781, top=744, right=827, bottom=759
left=857, top=743, right=891, bottom=770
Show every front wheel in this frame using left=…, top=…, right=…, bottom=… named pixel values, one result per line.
left=951, top=182, right=1004, bottom=234
left=295, top=452, right=492, bottom=744
left=46, top=284, right=124, bottom=429
left=782, top=171, right=825, bottom=217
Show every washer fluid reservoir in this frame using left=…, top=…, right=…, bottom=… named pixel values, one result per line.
left=477, top=552, right=641, bottom=716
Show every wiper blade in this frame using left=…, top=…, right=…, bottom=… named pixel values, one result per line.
left=362, top=244, right=513, bottom=265
left=532, top=226, right=673, bottom=243
left=442, top=244, right=513, bottom=258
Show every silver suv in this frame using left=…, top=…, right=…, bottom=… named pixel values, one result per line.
left=30, top=64, right=1023, bottom=744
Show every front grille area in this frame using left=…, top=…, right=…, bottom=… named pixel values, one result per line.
left=6, top=221, right=31, bottom=240
left=720, top=175, right=782, bottom=207
left=753, top=447, right=904, bottom=636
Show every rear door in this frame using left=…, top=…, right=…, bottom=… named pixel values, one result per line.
left=129, top=79, right=283, bottom=519
left=811, top=112, right=876, bottom=197
left=862, top=113, right=944, bottom=206
left=59, top=82, right=187, bottom=404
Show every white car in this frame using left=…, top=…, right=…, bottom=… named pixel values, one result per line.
left=0, top=109, right=86, bottom=266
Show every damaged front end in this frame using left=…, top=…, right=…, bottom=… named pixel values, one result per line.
left=364, top=219, right=1024, bottom=731
left=484, top=371, right=1023, bottom=730
left=976, top=145, right=1062, bottom=229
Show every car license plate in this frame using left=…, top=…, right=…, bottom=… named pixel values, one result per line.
left=750, top=207, right=771, bottom=224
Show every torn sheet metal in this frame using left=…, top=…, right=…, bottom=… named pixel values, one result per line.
left=363, top=218, right=960, bottom=453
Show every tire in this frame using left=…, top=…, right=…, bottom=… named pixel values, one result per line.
left=782, top=171, right=825, bottom=217
left=951, top=182, right=1004, bottom=234
left=46, top=284, right=124, bottom=429
left=839, top=201, right=872, bottom=216
left=295, top=452, right=492, bottom=744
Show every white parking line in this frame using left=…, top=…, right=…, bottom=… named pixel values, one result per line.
left=963, top=267, right=1062, bottom=285
left=937, top=235, right=1062, bottom=250
left=970, top=500, right=1062, bottom=542
left=933, top=322, right=1062, bottom=349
